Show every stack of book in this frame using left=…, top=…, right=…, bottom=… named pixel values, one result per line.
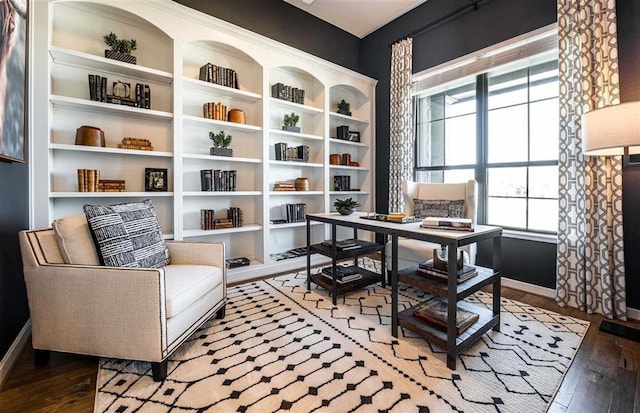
left=77, top=169, right=99, bottom=192
left=199, top=63, right=239, bottom=89
left=203, top=102, right=227, bottom=121
left=420, top=217, right=474, bottom=231
left=118, top=137, right=153, bottom=151
left=412, top=296, right=479, bottom=334
left=226, top=257, right=250, bottom=268
left=321, top=265, right=362, bottom=284
left=417, top=259, right=478, bottom=283
left=271, top=82, right=305, bottom=104
left=273, top=181, right=295, bottom=191
left=320, top=239, right=361, bottom=251
left=97, top=179, right=125, bottom=192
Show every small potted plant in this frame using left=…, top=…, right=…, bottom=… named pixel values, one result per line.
left=333, top=197, right=360, bottom=215
left=337, top=99, right=351, bottom=116
left=282, top=112, right=300, bottom=133
left=209, top=130, right=233, bottom=156
left=103, top=32, right=138, bottom=64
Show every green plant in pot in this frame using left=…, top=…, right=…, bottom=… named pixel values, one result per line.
left=282, top=112, right=300, bottom=133
left=209, top=130, right=233, bottom=156
left=103, top=32, right=138, bottom=64
left=337, top=99, right=351, bottom=116
left=334, top=197, right=360, bottom=215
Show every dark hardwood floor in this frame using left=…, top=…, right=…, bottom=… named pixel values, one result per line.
left=1, top=286, right=640, bottom=413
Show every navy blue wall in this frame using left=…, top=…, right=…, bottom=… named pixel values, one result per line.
left=0, top=159, right=29, bottom=361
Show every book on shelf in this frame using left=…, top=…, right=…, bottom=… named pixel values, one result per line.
left=320, top=239, right=361, bottom=251
left=420, top=217, right=474, bottom=231
left=417, top=259, right=478, bottom=283
left=412, top=296, right=480, bottom=334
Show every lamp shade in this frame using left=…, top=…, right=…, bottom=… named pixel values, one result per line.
left=582, top=101, right=640, bottom=156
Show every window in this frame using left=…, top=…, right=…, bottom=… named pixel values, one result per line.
left=414, top=59, right=559, bottom=233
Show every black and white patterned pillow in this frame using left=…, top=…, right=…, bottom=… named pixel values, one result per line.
left=413, top=199, right=464, bottom=218
left=83, top=200, right=170, bottom=268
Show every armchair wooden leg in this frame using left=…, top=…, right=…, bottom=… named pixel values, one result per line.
left=151, top=360, right=168, bottom=382
left=34, top=349, right=51, bottom=366
left=215, top=304, right=226, bottom=319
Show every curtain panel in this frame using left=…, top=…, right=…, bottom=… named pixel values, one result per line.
left=556, top=0, right=626, bottom=319
left=389, top=38, right=413, bottom=213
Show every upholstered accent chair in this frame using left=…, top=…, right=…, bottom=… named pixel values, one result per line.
left=19, top=216, right=227, bottom=381
left=385, top=180, right=478, bottom=273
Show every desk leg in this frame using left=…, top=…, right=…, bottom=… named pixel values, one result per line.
left=306, top=219, right=311, bottom=291
left=380, top=234, right=386, bottom=288
left=493, top=236, right=502, bottom=332
left=447, top=242, right=458, bottom=370
left=331, top=224, right=338, bottom=306
left=391, top=235, right=398, bottom=338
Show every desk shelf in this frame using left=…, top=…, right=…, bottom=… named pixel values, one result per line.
left=398, top=265, right=500, bottom=301
left=307, top=236, right=385, bottom=305
left=309, top=266, right=382, bottom=298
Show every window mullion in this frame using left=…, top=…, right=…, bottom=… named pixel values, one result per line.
left=476, top=73, right=488, bottom=225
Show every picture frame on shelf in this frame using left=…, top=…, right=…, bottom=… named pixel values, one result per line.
left=145, top=168, right=168, bottom=192
left=348, top=131, right=360, bottom=142
left=0, top=0, right=28, bottom=163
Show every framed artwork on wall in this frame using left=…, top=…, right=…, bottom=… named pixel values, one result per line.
left=0, top=0, right=28, bottom=163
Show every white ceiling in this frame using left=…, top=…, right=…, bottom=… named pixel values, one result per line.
left=283, top=0, right=428, bottom=38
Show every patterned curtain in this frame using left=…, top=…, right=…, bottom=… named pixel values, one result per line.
left=389, top=38, right=413, bottom=213
left=556, top=0, right=626, bottom=319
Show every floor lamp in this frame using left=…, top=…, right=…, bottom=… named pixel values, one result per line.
left=582, top=101, right=640, bottom=341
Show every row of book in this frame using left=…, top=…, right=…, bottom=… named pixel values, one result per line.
left=274, top=143, right=309, bottom=162
left=320, top=265, right=363, bottom=284
left=271, top=82, right=305, bottom=104
left=203, top=102, right=228, bottom=121
left=282, top=203, right=307, bottom=223
left=199, top=63, right=239, bottom=89
left=417, top=259, right=478, bottom=283
left=200, top=207, right=243, bottom=230
left=226, top=257, right=250, bottom=269
left=117, top=137, right=153, bottom=151
left=420, top=217, right=474, bottom=231
left=200, top=169, right=237, bottom=192
left=333, top=175, right=352, bottom=191
left=87, top=75, right=150, bottom=109
left=77, top=169, right=100, bottom=192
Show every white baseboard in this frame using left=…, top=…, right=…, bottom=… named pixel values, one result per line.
left=0, top=320, right=31, bottom=388
left=502, top=277, right=640, bottom=322
left=502, top=277, right=556, bottom=298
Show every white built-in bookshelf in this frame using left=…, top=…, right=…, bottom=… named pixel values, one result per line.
left=32, top=0, right=376, bottom=283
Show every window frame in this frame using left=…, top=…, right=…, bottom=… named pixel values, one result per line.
left=413, top=62, right=559, bottom=234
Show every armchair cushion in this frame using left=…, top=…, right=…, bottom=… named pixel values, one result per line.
left=52, top=215, right=100, bottom=265
left=83, top=200, right=170, bottom=269
left=164, top=265, right=223, bottom=318
left=413, top=199, right=464, bottom=218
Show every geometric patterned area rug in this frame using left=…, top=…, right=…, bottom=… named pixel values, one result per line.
left=94, top=259, right=589, bottom=413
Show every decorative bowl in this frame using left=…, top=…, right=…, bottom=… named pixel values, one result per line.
left=336, top=207, right=354, bottom=215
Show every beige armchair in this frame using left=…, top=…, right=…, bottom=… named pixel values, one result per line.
left=19, top=217, right=226, bottom=382
left=385, top=179, right=478, bottom=272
